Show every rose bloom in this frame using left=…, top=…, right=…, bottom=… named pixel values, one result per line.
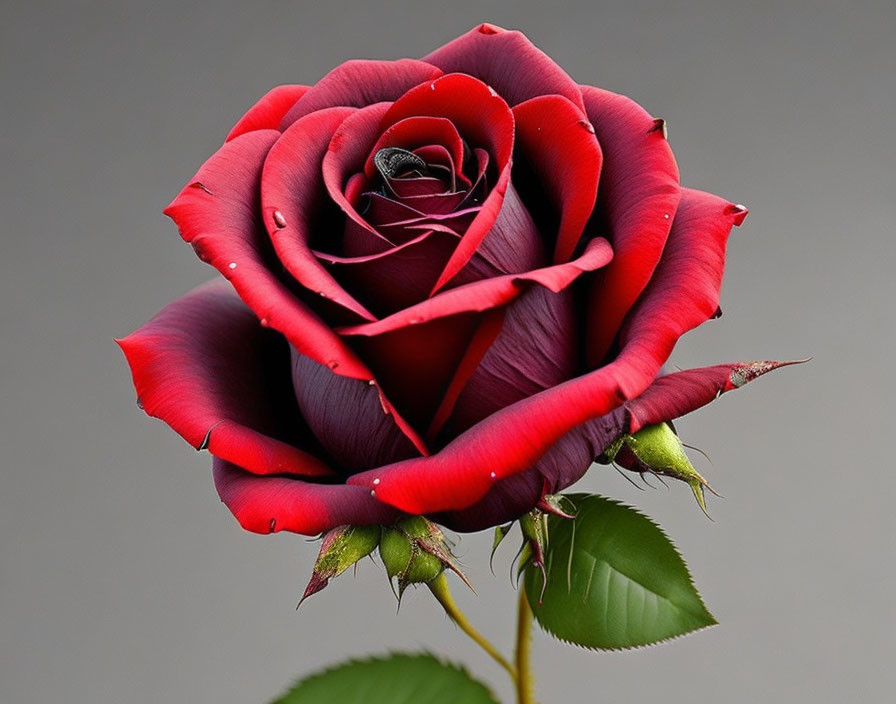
left=120, top=24, right=782, bottom=534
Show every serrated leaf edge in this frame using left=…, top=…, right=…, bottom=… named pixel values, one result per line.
left=527, top=493, right=718, bottom=652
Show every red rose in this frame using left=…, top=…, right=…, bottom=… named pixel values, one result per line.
left=120, top=23, right=781, bottom=535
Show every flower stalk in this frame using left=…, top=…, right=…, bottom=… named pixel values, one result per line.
left=427, top=573, right=517, bottom=679
left=514, top=588, right=536, bottom=704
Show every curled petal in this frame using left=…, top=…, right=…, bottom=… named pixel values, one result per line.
left=118, top=281, right=334, bottom=478
left=626, top=360, right=808, bottom=433
left=214, top=458, right=399, bottom=535
left=423, top=23, right=585, bottom=111
left=513, top=95, right=602, bottom=263
left=164, top=130, right=371, bottom=379
left=580, top=85, right=681, bottom=366
left=226, top=84, right=310, bottom=142
left=279, top=59, right=442, bottom=129
left=617, top=188, right=747, bottom=367
left=337, top=236, right=612, bottom=337
left=261, top=106, right=377, bottom=321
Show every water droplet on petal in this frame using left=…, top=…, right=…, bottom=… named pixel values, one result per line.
left=663, top=213, right=670, bottom=219
left=373, top=478, right=381, bottom=486
left=430, top=82, right=436, bottom=90
left=490, top=472, right=497, bottom=479
left=370, top=489, right=377, bottom=497
left=228, top=262, right=237, bottom=270
left=368, top=380, right=376, bottom=386
left=273, top=210, right=287, bottom=228
left=259, top=317, right=269, bottom=327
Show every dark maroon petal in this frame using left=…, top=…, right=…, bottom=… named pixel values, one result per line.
left=451, top=181, right=546, bottom=285
left=118, top=280, right=335, bottom=478
left=579, top=85, right=681, bottom=366
left=291, top=351, right=420, bottom=472
left=163, top=131, right=371, bottom=380
left=260, top=106, right=377, bottom=321
left=316, top=229, right=459, bottom=316
left=279, top=59, right=442, bottom=129
left=214, top=458, right=399, bottom=535
left=423, top=24, right=585, bottom=111
left=226, top=85, right=310, bottom=142
left=513, top=95, right=602, bottom=263
left=446, top=285, right=579, bottom=435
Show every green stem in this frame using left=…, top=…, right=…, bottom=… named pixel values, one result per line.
left=514, top=588, right=536, bottom=704
left=428, top=573, right=517, bottom=679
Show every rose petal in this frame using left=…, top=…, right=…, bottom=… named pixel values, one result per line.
left=445, top=286, right=579, bottom=436
left=291, top=351, right=420, bottom=472
left=214, top=458, right=399, bottom=535
left=225, top=84, right=310, bottom=142
left=279, top=59, right=442, bottom=129
left=316, top=229, right=459, bottom=315
left=626, top=360, right=807, bottom=433
left=163, top=131, right=371, bottom=380
left=513, top=95, right=602, bottom=264
left=423, top=23, right=585, bottom=111
left=260, top=106, right=377, bottom=321
left=617, top=188, right=747, bottom=368
left=580, top=85, right=681, bottom=366
left=118, top=281, right=334, bottom=478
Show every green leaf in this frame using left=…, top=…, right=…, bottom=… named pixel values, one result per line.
left=270, top=653, right=500, bottom=704
left=524, top=493, right=717, bottom=650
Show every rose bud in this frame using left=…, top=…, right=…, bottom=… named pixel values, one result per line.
left=299, top=524, right=381, bottom=605
left=120, top=22, right=802, bottom=543
left=379, top=516, right=470, bottom=598
left=599, top=422, right=719, bottom=516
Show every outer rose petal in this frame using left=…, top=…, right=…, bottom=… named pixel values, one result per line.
left=617, top=188, right=748, bottom=368
left=117, top=280, right=334, bottom=479
left=580, top=85, right=681, bottom=366
left=225, top=85, right=310, bottom=142
left=279, top=59, right=443, bottom=129
left=439, top=409, right=627, bottom=532
left=626, top=360, right=807, bottom=433
left=350, top=190, right=746, bottom=513
left=164, top=130, right=372, bottom=380
left=214, top=459, right=399, bottom=535
left=423, top=23, right=585, bottom=111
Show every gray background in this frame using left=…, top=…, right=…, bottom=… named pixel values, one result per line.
left=2, top=0, right=894, bottom=702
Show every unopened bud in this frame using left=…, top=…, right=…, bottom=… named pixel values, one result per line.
left=379, top=516, right=470, bottom=599
left=299, top=524, right=381, bottom=606
left=601, top=422, right=719, bottom=516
